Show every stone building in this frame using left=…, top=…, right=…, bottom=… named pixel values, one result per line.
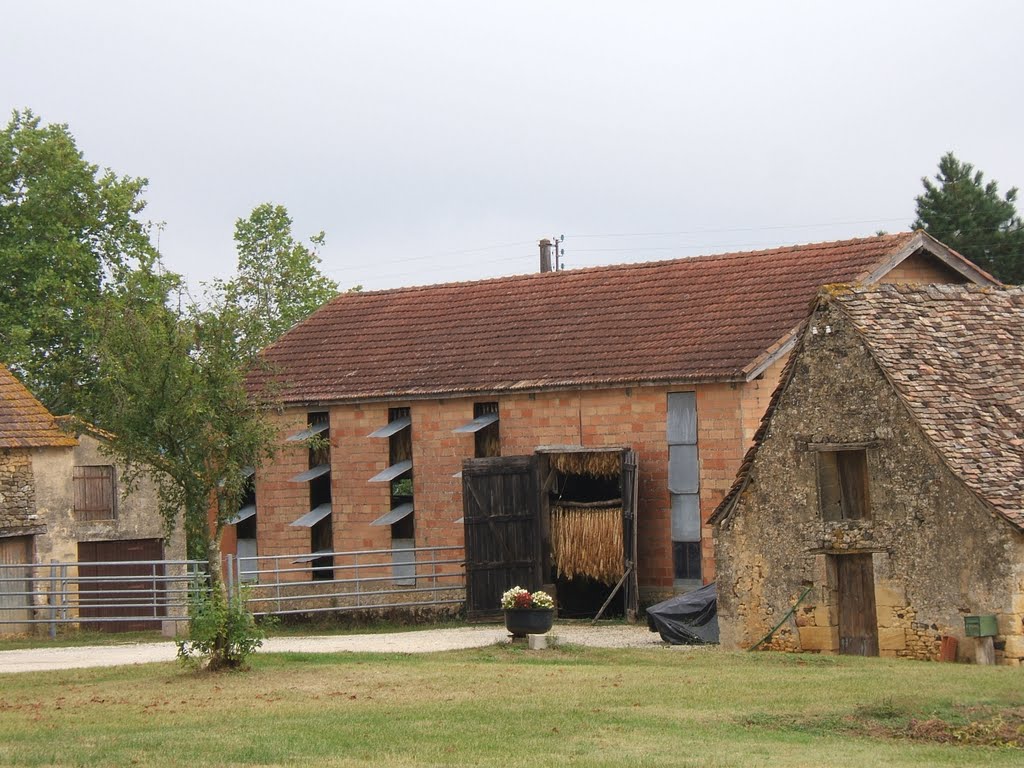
left=0, top=365, right=185, bottom=634
left=234, top=232, right=994, bottom=607
left=711, top=284, right=1024, bottom=664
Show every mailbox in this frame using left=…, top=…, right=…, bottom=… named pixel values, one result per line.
left=964, top=614, right=998, bottom=638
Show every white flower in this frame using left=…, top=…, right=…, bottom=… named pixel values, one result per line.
left=500, top=585, right=555, bottom=610
left=500, top=586, right=529, bottom=610
left=532, top=590, right=554, bottom=609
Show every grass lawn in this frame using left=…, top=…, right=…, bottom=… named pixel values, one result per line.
left=0, top=645, right=1020, bottom=767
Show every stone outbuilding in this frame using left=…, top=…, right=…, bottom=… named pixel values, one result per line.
left=235, top=232, right=995, bottom=613
left=0, top=365, right=185, bottom=634
left=711, top=284, right=1024, bottom=664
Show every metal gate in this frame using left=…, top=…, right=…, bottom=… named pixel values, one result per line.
left=462, top=455, right=544, bottom=620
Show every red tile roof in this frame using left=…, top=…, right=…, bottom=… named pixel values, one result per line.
left=837, top=284, right=1024, bottom=530
left=0, top=366, right=78, bottom=449
left=252, top=233, right=922, bottom=404
left=712, top=284, right=1024, bottom=531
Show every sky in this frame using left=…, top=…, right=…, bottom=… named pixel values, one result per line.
left=4, top=1, right=1023, bottom=293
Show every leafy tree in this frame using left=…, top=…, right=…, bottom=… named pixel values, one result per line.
left=912, top=152, right=1024, bottom=283
left=94, top=290, right=278, bottom=670
left=219, top=203, right=339, bottom=357
left=0, top=109, right=173, bottom=418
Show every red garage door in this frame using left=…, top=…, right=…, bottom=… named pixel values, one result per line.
left=78, top=539, right=165, bottom=632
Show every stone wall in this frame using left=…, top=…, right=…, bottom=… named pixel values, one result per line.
left=31, top=433, right=185, bottom=564
left=0, top=448, right=36, bottom=530
left=715, top=300, right=1024, bottom=664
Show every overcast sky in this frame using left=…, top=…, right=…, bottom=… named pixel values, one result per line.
left=4, top=1, right=1023, bottom=292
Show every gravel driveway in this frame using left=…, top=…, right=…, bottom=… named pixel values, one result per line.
left=0, top=623, right=671, bottom=674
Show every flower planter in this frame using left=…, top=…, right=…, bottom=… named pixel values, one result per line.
left=504, top=608, right=554, bottom=638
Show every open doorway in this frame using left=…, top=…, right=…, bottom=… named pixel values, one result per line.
left=540, top=448, right=638, bottom=620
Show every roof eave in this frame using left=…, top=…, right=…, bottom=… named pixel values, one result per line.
left=860, top=230, right=1002, bottom=287
left=271, top=371, right=751, bottom=409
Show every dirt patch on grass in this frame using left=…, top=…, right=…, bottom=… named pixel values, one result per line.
left=744, top=703, right=1024, bottom=750
left=902, top=707, right=1024, bottom=749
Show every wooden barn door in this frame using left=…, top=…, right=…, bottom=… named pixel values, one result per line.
left=620, top=450, right=639, bottom=621
left=462, top=455, right=543, bottom=620
left=78, top=539, right=165, bottom=632
left=0, top=536, right=33, bottom=635
left=835, top=553, right=879, bottom=656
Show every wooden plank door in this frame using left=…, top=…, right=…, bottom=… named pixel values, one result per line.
left=78, top=539, right=165, bottom=632
left=620, top=449, right=640, bottom=621
left=836, top=553, right=879, bottom=656
left=0, top=536, right=33, bottom=635
left=462, top=455, right=542, bottom=620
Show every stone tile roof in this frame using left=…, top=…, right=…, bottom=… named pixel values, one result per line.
left=252, top=233, right=924, bottom=403
left=835, top=284, right=1024, bottom=530
left=712, top=284, right=1024, bottom=531
left=0, top=366, right=78, bottom=449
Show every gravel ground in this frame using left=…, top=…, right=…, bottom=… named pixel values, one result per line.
left=0, top=623, right=676, bottom=674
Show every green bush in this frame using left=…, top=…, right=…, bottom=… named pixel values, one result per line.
left=176, top=584, right=267, bottom=671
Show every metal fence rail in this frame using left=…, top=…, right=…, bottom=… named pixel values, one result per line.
left=0, top=559, right=205, bottom=636
left=230, top=545, right=466, bottom=617
left=0, top=545, right=466, bottom=635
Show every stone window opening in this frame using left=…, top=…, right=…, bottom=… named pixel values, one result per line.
left=816, top=449, right=871, bottom=521
left=73, top=465, right=116, bottom=521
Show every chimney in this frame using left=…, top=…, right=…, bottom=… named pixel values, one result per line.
left=539, top=238, right=553, bottom=273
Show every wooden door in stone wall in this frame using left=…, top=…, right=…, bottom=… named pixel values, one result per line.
left=0, top=535, right=33, bottom=635
left=835, top=553, right=879, bottom=656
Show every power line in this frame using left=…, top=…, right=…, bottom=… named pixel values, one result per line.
left=315, top=218, right=1023, bottom=284
left=320, top=239, right=534, bottom=276
left=564, top=217, right=911, bottom=240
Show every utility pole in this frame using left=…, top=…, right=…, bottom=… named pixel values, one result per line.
left=538, top=235, right=566, bottom=273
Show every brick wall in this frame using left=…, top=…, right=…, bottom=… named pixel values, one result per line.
left=880, top=252, right=969, bottom=284
left=739, top=357, right=786, bottom=447
left=248, top=382, right=763, bottom=597
left=31, top=434, right=186, bottom=564
left=254, top=410, right=313, bottom=564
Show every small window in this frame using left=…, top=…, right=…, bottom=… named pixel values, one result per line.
left=817, top=449, right=870, bottom=521
left=672, top=541, right=701, bottom=581
left=668, top=392, right=700, bottom=585
left=73, top=465, right=116, bottom=521
left=303, top=411, right=332, bottom=579
left=473, top=402, right=500, bottom=458
left=385, top=407, right=415, bottom=566
left=389, top=407, right=412, bottom=465
left=310, top=514, right=334, bottom=580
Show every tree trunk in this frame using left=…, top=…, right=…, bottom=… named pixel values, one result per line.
left=205, top=503, right=234, bottom=671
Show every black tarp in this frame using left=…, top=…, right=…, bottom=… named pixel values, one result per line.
left=646, top=582, right=719, bottom=644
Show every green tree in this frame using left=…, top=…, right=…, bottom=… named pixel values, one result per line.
left=912, top=151, right=1024, bottom=283
left=220, top=203, right=339, bottom=356
left=0, top=109, right=173, bottom=417
left=94, top=291, right=277, bottom=669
